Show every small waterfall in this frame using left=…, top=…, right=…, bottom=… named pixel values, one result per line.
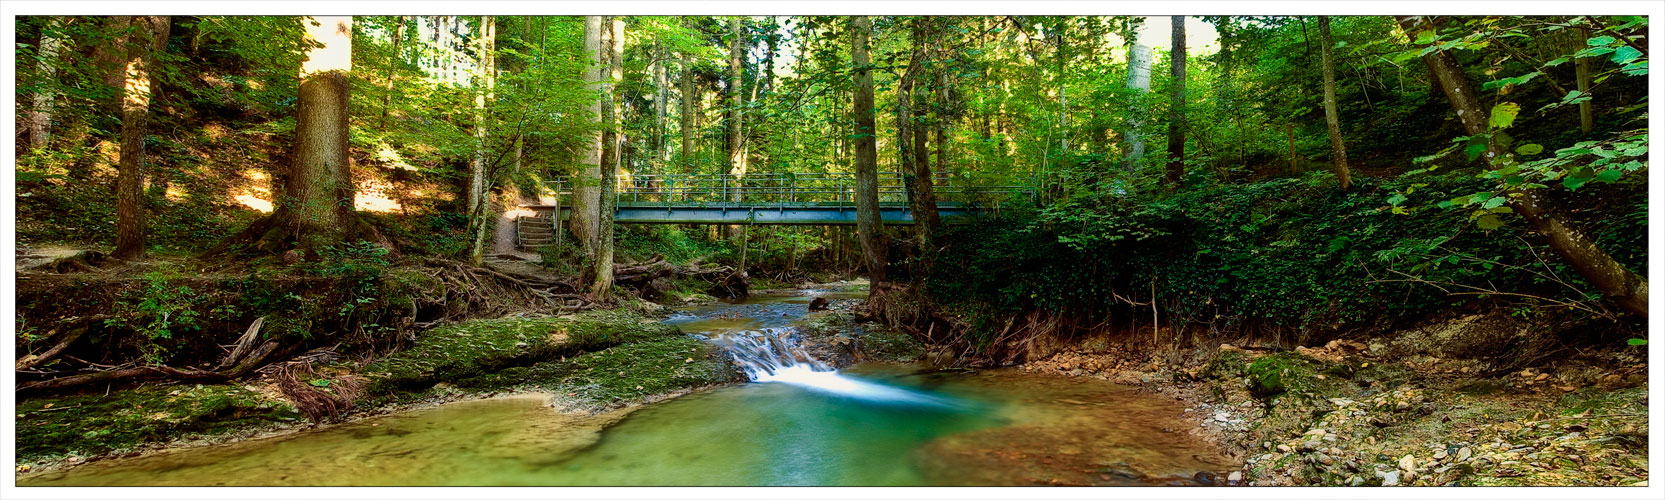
left=703, top=329, right=961, bottom=408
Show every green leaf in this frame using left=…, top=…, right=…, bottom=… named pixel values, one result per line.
left=1586, top=35, right=1616, bottom=46
left=1610, top=46, right=1643, bottom=64
left=1562, top=176, right=1591, bottom=190
left=1476, top=214, right=1505, bottom=230
left=1481, top=196, right=1507, bottom=209
left=1387, top=193, right=1407, bottom=206
left=1514, top=144, right=1544, bottom=155
left=1415, top=30, right=1437, bottom=45
left=1594, top=169, right=1623, bottom=183
left=1628, top=338, right=1648, bottom=346
left=1543, top=56, right=1569, bottom=67
left=1489, top=102, right=1521, bottom=129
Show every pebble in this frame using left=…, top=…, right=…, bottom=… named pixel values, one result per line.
left=1277, top=444, right=1293, bottom=453
left=1434, top=450, right=1448, bottom=460
left=1458, top=447, right=1473, bottom=461
left=1380, top=470, right=1400, bottom=486
left=1227, top=471, right=1242, bottom=484
left=1215, top=413, right=1230, bottom=422
left=1399, top=455, right=1416, bottom=473
left=1348, top=475, right=1365, bottom=486
left=1315, top=453, right=1336, bottom=466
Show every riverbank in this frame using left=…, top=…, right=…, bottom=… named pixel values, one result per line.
left=1015, top=313, right=1650, bottom=486
left=14, top=284, right=894, bottom=480
left=14, top=306, right=741, bottom=477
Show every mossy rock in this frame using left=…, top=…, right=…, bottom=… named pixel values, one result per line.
left=454, top=336, right=740, bottom=407
left=1246, top=353, right=1319, bottom=399
left=364, top=309, right=682, bottom=393
left=15, top=384, right=300, bottom=463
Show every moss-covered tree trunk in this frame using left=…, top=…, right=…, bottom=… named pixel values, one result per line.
left=467, top=15, right=497, bottom=266
left=592, top=17, right=623, bottom=300
left=1318, top=16, right=1353, bottom=192
left=1399, top=15, right=1648, bottom=318
left=112, top=16, right=169, bottom=260
left=572, top=16, right=605, bottom=263
left=851, top=16, right=887, bottom=285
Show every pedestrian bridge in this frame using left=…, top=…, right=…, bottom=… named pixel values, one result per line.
left=515, top=172, right=1034, bottom=246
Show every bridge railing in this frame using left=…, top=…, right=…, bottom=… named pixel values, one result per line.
left=537, top=172, right=1036, bottom=208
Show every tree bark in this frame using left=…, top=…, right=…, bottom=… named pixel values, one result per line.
left=1318, top=16, right=1353, bottom=191
left=379, top=16, right=405, bottom=130
left=851, top=16, right=887, bottom=284
left=1399, top=15, right=1648, bottom=318
left=113, top=16, right=169, bottom=260
left=572, top=16, right=605, bottom=260
left=28, top=17, right=63, bottom=151
left=1165, top=16, right=1186, bottom=187
left=1574, top=26, right=1594, bottom=134
left=680, top=53, right=697, bottom=173
left=1122, top=19, right=1151, bottom=171
left=467, top=15, right=497, bottom=266
left=284, top=16, right=357, bottom=255
left=726, top=17, right=749, bottom=208
left=95, top=16, right=134, bottom=120
left=591, top=17, right=624, bottom=300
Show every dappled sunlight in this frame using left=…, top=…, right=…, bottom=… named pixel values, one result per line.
left=234, top=194, right=273, bottom=213
left=355, top=179, right=404, bottom=213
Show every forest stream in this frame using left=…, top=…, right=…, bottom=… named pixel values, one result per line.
left=18, top=289, right=1235, bottom=486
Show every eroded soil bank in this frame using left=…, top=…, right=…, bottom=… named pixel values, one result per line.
left=1012, top=313, right=1650, bottom=487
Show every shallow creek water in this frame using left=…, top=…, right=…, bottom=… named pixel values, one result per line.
left=21, top=287, right=1235, bottom=487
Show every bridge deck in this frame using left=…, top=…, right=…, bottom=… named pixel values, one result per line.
left=523, top=203, right=984, bottom=225
left=517, top=171, right=1035, bottom=226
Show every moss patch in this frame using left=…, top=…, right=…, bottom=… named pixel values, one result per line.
left=454, top=336, right=739, bottom=409
left=15, top=384, right=300, bottom=463
left=364, top=309, right=681, bottom=392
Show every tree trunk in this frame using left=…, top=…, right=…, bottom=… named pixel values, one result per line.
left=285, top=16, right=357, bottom=255
left=726, top=17, right=748, bottom=211
left=113, top=16, right=169, bottom=260
left=1288, top=123, right=1298, bottom=174
left=467, top=15, right=497, bottom=266
left=851, top=16, right=887, bottom=285
left=572, top=16, right=605, bottom=260
left=592, top=17, right=623, bottom=299
left=680, top=55, right=697, bottom=173
left=1123, top=31, right=1151, bottom=171
left=1318, top=16, right=1353, bottom=191
left=28, top=17, right=63, bottom=151
left=653, top=40, right=669, bottom=173
left=1398, top=15, right=1648, bottom=318
left=95, top=16, right=134, bottom=119
left=1574, top=26, right=1594, bottom=134
left=1165, top=16, right=1186, bottom=187
left=379, top=16, right=405, bottom=130
left=908, top=19, right=942, bottom=244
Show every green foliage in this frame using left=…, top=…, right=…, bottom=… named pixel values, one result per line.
left=105, top=272, right=205, bottom=362
left=15, top=384, right=299, bottom=463
left=927, top=169, right=1642, bottom=346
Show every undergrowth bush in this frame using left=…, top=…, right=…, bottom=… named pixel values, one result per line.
left=926, top=171, right=1646, bottom=348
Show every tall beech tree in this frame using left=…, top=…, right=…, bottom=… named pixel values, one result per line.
left=572, top=16, right=605, bottom=262
left=1398, top=15, right=1648, bottom=318
left=592, top=17, right=624, bottom=299
left=112, top=15, right=169, bottom=259
left=1318, top=16, right=1353, bottom=191
left=466, top=15, right=497, bottom=266
left=27, top=17, right=62, bottom=151
left=850, top=15, right=886, bottom=285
